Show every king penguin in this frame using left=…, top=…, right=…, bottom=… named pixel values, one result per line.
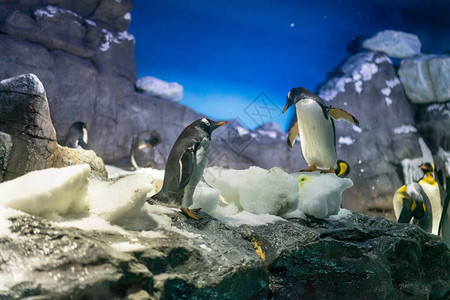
left=418, top=163, right=442, bottom=235
left=63, top=122, right=88, bottom=149
left=147, top=118, right=227, bottom=219
left=283, top=87, right=359, bottom=172
left=393, top=182, right=433, bottom=233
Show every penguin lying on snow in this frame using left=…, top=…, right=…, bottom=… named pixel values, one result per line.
left=130, top=130, right=161, bottom=169
left=63, top=122, right=88, bottom=149
left=418, top=163, right=442, bottom=235
left=147, top=118, right=227, bottom=220
left=283, top=87, right=359, bottom=173
left=393, top=182, right=433, bottom=233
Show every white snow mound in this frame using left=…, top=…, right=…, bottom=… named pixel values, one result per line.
left=297, top=172, right=353, bottom=219
left=204, top=166, right=299, bottom=216
left=0, top=164, right=90, bottom=219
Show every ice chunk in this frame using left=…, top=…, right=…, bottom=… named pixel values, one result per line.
left=88, top=173, right=154, bottom=224
left=297, top=172, right=353, bottom=219
left=214, top=211, right=285, bottom=227
left=204, top=166, right=299, bottom=216
left=0, top=164, right=90, bottom=220
left=190, top=182, right=220, bottom=213
left=136, top=76, right=183, bottom=102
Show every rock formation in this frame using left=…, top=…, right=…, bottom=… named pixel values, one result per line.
left=0, top=73, right=107, bottom=181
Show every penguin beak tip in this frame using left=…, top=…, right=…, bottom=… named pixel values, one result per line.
left=282, top=104, right=289, bottom=114
left=216, top=121, right=228, bottom=126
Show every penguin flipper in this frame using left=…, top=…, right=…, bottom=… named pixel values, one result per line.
left=178, top=147, right=195, bottom=190
left=439, top=193, right=450, bottom=235
left=329, top=108, right=360, bottom=127
left=398, top=198, right=413, bottom=223
left=287, top=121, right=299, bottom=148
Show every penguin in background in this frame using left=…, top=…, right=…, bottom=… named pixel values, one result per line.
left=147, top=118, right=228, bottom=220
left=283, top=87, right=359, bottom=173
left=418, top=163, right=442, bottom=235
left=63, top=122, right=88, bottom=149
left=130, top=130, right=162, bottom=169
left=393, top=182, right=433, bottom=233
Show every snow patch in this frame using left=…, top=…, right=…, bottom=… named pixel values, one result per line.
left=34, top=6, right=82, bottom=19
left=236, top=126, right=250, bottom=136
left=215, top=211, right=285, bottom=227
left=85, top=19, right=96, bottom=26
left=381, top=87, right=391, bottom=96
left=386, top=77, right=400, bottom=88
left=375, top=56, right=392, bottom=64
left=327, top=208, right=353, bottom=221
left=136, top=76, right=183, bottom=102
left=124, top=12, right=131, bottom=21
left=338, top=136, right=354, bottom=145
left=257, top=129, right=278, bottom=139
left=111, top=242, right=146, bottom=252
left=393, top=125, right=417, bottom=135
left=319, top=77, right=352, bottom=101
left=385, top=97, right=393, bottom=106
left=352, top=125, right=362, bottom=133
left=100, top=29, right=135, bottom=52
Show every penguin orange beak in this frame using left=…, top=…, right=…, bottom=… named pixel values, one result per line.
left=420, top=165, right=427, bottom=170
left=215, top=121, right=228, bottom=126
left=282, top=103, right=289, bottom=114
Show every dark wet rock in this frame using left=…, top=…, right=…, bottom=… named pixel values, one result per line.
left=0, top=210, right=448, bottom=299
left=0, top=132, right=13, bottom=182
left=312, top=52, right=422, bottom=219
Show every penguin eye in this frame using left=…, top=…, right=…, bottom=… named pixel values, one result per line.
left=201, top=118, right=210, bottom=126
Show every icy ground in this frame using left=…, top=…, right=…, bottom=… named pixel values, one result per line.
left=0, top=164, right=354, bottom=239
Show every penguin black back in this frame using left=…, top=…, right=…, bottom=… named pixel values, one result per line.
left=63, top=122, right=88, bottom=149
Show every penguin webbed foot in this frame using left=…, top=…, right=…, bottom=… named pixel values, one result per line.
left=320, top=168, right=335, bottom=174
left=182, top=207, right=202, bottom=220
left=301, top=166, right=317, bottom=172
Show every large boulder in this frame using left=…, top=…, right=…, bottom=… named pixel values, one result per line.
left=362, top=30, right=421, bottom=58
left=399, top=54, right=450, bottom=104
left=0, top=73, right=107, bottom=181
left=316, top=52, right=422, bottom=218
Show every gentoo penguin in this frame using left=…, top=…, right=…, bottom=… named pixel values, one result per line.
left=63, top=122, right=88, bottom=149
left=130, top=130, right=161, bottom=169
left=147, top=118, right=227, bottom=219
left=335, top=160, right=350, bottom=178
left=283, top=87, right=359, bottom=173
left=393, top=182, right=433, bottom=233
left=418, top=163, right=442, bottom=235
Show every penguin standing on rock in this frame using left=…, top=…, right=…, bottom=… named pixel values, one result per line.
left=63, top=122, right=88, bottom=149
left=147, top=118, right=228, bottom=220
left=283, top=87, right=359, bottom=173
left=418, top=163, right=442, bottom=235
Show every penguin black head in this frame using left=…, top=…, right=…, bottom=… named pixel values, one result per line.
left=195, top=118, right=228, bottom=135
left=283, top=87, right=320, bottom=113
left=420, top=162, right=434, bottom=174
left=71, top=122, right=87, bottom=131
left=149, top=130, right=162, bottom=148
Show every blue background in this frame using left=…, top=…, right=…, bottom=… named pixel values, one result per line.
left=130, top=0, right=450, bottom=130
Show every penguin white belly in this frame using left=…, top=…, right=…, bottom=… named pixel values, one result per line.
left=419, top=181, right=442, bottom=235
left=296, top=99, right=337, bottom=169
left=182, top=139, right=210, bottom=207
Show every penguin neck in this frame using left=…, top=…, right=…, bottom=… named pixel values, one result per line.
left=422, top=173, right=436, bottom=185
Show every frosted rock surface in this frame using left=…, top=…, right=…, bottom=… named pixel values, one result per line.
left=398, top=54, right=450, bottom=103
left=136, top=76, right=183, bottom=102
left=363, top=30, right=421, bottom=58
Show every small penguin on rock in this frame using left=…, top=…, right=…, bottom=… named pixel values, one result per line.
left=283, top=87, right=359, bottom=173
left=147, top=118, right=227, bottom=220
left=130, top=130, right=162, bottom=169
left=63, top=122, right=88, bottom=149
left=393, top=182, right=433, bottom=233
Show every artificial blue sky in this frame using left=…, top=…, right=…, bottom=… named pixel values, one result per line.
left=130, top=0, right=450, bottom=130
